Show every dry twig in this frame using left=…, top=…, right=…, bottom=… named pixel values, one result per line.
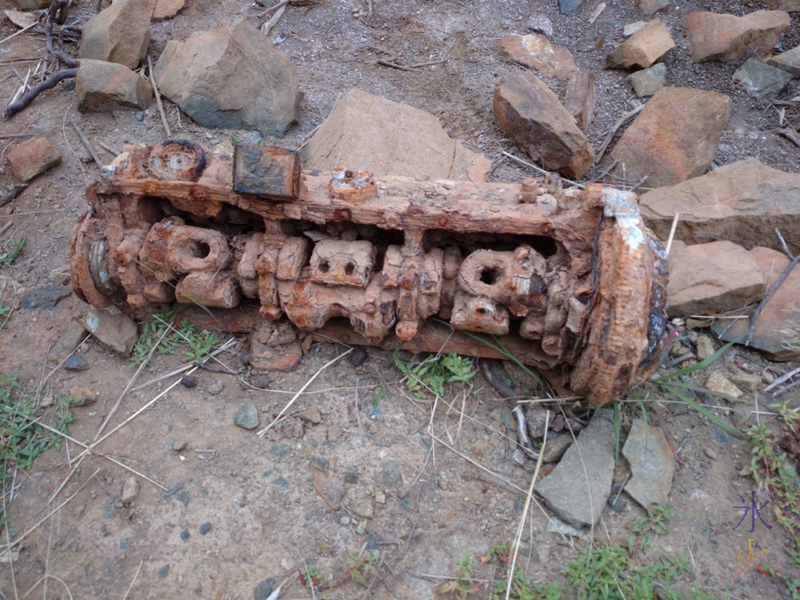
left=147, top=55, right=172, bottom=138
left=0, top=185, right=27, bottom=208
left=595, top=103, right=644, bottom=162
left=70, top=120, right=104, bottom=168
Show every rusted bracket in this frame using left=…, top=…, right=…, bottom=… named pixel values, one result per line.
left=70, top=141, right=668, bottom=405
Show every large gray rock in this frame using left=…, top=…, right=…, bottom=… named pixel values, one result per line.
left=609, top=86, right=730, bottom=188
left=684, top=10, right=791, bottom=62
left=767, top=45, right=800, bottom=77
left=76, top=60, right=153, bottom=111
left=667, top=240, right=766, bottom=317
left=304, top=89, right=490, bottom=181
left=623, top=419, right=675, bottom=509
left=154, top=19, right=301, bottom=138
left=535, top=413, right=615, bottom=528
left=733, top=57, right=794, bottom=99
left=494, top=70, right=595, bottom=178
left=78, top=0, right=157, bottom=69
left=640, top=160, right=800, bottom=256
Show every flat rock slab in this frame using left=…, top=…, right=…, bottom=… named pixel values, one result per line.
left=605, top=19, right=674, bottom=69
left=666, top=240, right=766, bottom=317
left=733, top=57, right=794, bottom=99
left=610, top=86, right=730, bottom=188
left=768, top=45, right=800, bottom=77
left=78, top=0, right=157, bottom=69
left=714, top=247, right=800, bottom=361
left=7, top=137, right=62, bottom=182
left=76, top=59, right=153, bottom=111
left=684, top=10, right=791, bottom=62
left=640, top=159, right=800, bottom=256
left=499, top=34, right=577, bottom=80
left=535, top=414, right=615, bottom=528
left=304, top=89, right=490, bottom=181
left=623, top=418, right=675, bottom=509
left=47, top=319, right=89, bottom=363
left=155, top=18, right=301, bottom=138
left=494, top=70, right=594, bottom=178
left=80, top=308, right=138, bottom=356
left=20, top=286, right=71, bottom=310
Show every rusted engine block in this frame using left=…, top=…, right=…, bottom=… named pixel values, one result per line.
left=70, top=140, right=668, bottom=406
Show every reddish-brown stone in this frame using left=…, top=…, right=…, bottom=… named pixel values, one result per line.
left=7, top=137, right=62, bottom=182
left=684, top=10, right=791, bottom=62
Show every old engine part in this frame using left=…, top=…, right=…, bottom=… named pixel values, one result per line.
left=70, top=140, right=669, bottom=406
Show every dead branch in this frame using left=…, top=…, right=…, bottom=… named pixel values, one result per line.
left=778, top=128, right=800, bottom=149
left=3, top=68, right=78, bottom=118
left=71, top=120, right=104, bottom=168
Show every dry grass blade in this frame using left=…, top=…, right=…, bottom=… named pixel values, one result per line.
left=506, top=411, right=549, bottom=600
left=257, top=348, right=352, bottom=437
left=595, top=103, right=644, bottom=162
left=665, top=212, right=680, bottom=256
left=121, top=560, right=143, bottom=600
left=147, top=55, right=171, bottom=138
left=501, top=150, right=583, bottom=188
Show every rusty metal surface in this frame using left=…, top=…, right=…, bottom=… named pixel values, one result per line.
left=70, top=141, right=669, bottom=406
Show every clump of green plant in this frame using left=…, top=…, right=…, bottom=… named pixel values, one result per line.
left=0, top=299, right=11, bottom=329
left=0, top=236, right=25, bottom=264
left=747, top=401, right=800, bottom=560
left=129, top=309, right=220, bottom=366
left=299, top=554, right=380, bottom=596
left=393, top=350, right=475, bottom=398
left=0, top=374, right=73, bottom=479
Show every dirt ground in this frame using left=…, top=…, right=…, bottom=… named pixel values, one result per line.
left=1, top=0, right=799, bottom=598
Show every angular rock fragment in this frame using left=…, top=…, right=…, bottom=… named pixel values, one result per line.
left=76, top=59, right=153, bottom=111
left=610, top=87, right=730, bottom=188
left=628, top=62, right=666, bottom=97
left=234, top=402, right=259, bottom=430
left=563, top=72, right=595, bottom=129
left=535, top=414, right=615, bottom=527
left=666, top=240, right=766, bottom=317
left=733, top=57, right=794, bottom=99
left=153, top=0, right=185, bottom=21
left=7, top=137, right=62, bottom=182
left=605, top=19, right=675, bottom=69
left=80, top=308, right=138, bottom=356
left=560, top=0, right=583, bottom=15
left=154, top=19, right=301, bottom=137
left=623, top=419, right=675, bottom=509
left=640, top=160, right=800, bottom=254
left=494, top=71, right=595, bottom=178
left=684, top=10, right=791, bottom=62
left=705, top=372, right=744, bottom=399
left=713, top=247, right=800, bottom=361
left=78, top=0, right=157, bottom=69
left=304, top=89, right=490, bottom=181
left=638, top=0, right=670, bottom=14
left=767, top=45, right=800, bottom=77
left=499, top=34, right=577, bottom=80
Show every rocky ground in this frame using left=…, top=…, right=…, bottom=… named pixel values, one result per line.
left=1, top=0, right=800, bottom=599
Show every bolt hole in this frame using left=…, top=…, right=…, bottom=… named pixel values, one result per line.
left=479, top=267, right=502, bottom=285
left=189, top=241, right=210, bottom=259
left=344, top=263, right=355, bottom=276
left=319, top=261, right=330, bottom=273
left=476, top=308, right=487, bottom=315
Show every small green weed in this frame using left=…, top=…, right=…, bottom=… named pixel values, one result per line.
left=394, top=350, right=474, bottom=398
left=129, top=309, right=220, bottom=366
left=0, top=374, right=73, bottom=480
left=0, top=236, right=25, bottom=264
left=633, top=504, right=676, bottom=536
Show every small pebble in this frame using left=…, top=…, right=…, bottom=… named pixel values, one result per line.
left=234, top=401, right=260, bottom=430
left=172, top=440, right=187, bottom=452
left=199, top=522, right=212, bottom=535
left=177, top=491, right=190, bottom=506
left=704, top=447, right=717, bottom=460
left=64, top=355, right=90, bottom=371
left=250, top=374, right=270, bottom=388
left=180, top=376, right=197, bottom=389
left=339, top=516, right=350, bottom=526
left=180, top=527, right=191, bottom=541
left=208, top=379, right=224, bottom=395
left=350, top=346, right=368, bottom=367
left=253, top=578, right=275, bottom=600
left=158, top=564, right=170, bottom=578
